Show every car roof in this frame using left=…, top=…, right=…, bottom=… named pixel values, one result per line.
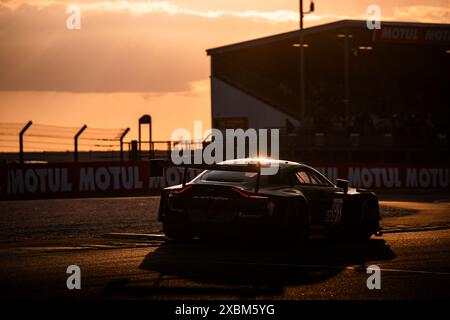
left=218, top=158, right=330, bottom=177
left=219, top=158, right=302, bottom=169
left=217, top=158, right=335, bottom=186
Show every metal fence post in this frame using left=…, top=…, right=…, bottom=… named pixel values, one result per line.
left=19, top=121, right=32, bottom=164
left=120, top=128, right=130, bottom=161
left=74, top=125, right=87, bottom=162
left=167, top=141, right=171, bottom=160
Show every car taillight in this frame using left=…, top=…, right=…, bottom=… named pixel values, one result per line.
left=168, top=185, right=192, bottom=196
left=231, top=187, right=268, bottom=199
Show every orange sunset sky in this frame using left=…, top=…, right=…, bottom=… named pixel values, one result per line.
left=0, top=0, right=449, bottom=147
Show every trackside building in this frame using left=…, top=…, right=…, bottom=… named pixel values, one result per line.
left=206, top=20, right=450, bottom=164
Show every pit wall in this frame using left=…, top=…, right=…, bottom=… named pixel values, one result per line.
left=0, top=161, right=449, bottom=200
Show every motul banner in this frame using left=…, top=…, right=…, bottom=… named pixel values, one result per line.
left=0, top=161, right=201, bottom=200
left=314, top=165, right=450, bottom=189
left=1, top=162, right=449, bottom=200
left=373, top=26, right=450, bottom=44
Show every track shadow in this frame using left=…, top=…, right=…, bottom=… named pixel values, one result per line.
left=104, top=237, right=395, bottom=298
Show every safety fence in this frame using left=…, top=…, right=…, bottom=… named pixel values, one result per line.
left=0, top=122, right=208, bottom=163
left=0, top=122, right=129, bottom=162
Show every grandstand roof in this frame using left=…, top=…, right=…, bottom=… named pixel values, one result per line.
left=207, top=19, right=450, bottom=56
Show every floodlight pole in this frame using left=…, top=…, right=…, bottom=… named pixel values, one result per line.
left=74, top=125, right=87, bottom=163
left=120, top=128, right=130, bottom=161
left=19, top=121, right=32, bottom=164
left=299, top=1, right=315, bottom=123
left=344, top=28, right=350, bottom=120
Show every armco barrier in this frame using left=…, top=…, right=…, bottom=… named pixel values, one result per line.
left=0, top=161, right=449, bottom=200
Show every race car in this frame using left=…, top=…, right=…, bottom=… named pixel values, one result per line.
left=158, top=158, right=382, bottom=243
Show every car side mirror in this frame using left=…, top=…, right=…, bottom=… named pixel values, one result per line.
left=336, top=179, right=349, bottom=194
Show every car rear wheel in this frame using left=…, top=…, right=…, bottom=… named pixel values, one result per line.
left=163, top=214, right=193, bottom=242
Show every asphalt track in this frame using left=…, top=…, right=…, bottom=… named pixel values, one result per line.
left=0, top=229, right=449, bottom=299
left=0, top=195, right=449, bottom=300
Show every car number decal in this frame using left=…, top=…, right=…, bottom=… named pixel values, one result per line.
left=325, top=198, right=343, bottom=224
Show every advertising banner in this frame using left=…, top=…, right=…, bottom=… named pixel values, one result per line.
left=315, top=164, right=449, bottom=189
left=1, top=162, right=449, bottom=200
left=373, top=26, right=450, bottom=44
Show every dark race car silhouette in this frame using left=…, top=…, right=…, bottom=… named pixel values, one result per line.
left=158, top=158, right=382, bottom=243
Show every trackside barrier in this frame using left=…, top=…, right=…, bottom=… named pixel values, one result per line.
left=0, top=162, right=449, bottom=200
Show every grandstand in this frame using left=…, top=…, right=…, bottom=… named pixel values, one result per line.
left=207, top=20, right=450, bottom=163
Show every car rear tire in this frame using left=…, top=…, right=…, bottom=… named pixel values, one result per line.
left=163, top=215, right=193, bottom=242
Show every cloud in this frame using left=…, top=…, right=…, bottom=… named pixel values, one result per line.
left=1, top=1, right=448, bottom=93
left=3, top=1, right=449, bottom=24
left=0, top=1, right=304, bottom=93
left=391, top=5, right=450, bottom=23
left=1, top=0, right=348, bottom=23
left=1, top=1, right=296, bottom=23
left=0, top=79, right=212, bottom=143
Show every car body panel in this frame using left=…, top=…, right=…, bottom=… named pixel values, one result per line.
left=158, top=158, right=382, bottom=240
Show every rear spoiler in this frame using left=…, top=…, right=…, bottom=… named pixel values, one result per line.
left=174, top=163, right=262, bottom=193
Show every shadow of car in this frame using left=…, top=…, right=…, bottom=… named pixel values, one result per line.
left=104, top=238, right=395, bottom=298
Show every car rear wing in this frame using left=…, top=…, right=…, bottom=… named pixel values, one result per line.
left=175, top=162, right=263, bottom=193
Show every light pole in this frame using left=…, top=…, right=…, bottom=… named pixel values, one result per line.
left=299, top=0, right=315, bottom=122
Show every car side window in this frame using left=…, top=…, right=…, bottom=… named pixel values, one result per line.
left=294, top=171, right=311, bottom=185
left=308, top=170, right=332, bottom=186
left=293, top=169, right=331, bottom=187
